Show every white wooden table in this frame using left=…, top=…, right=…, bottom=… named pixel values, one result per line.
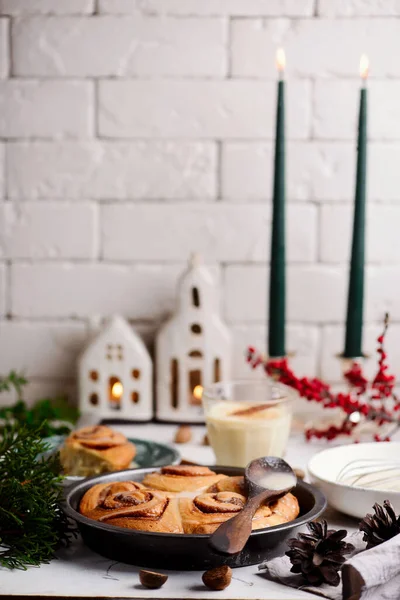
left=0, top=423, right=359, bottom=600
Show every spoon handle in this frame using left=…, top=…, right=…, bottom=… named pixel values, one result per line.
left=208, top=494, right=264, bottom=555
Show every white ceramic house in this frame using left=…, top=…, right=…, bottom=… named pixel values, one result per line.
left=156, top=255, right=231, bottom=422
left=79, top=315, right=152, bottom=421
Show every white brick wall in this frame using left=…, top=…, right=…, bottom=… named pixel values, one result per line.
left=13, top=16, right=226, bottom=77
left=0, top=80, right=93, bottom=138
left=101, top=203, right=317, bottom=262
left=0, top=19, right=9, bottom=78
left=231, top=18, right=400, bottom=78
left=7, top=141, right=217, bottom=199
left=0, top=1, right=94, bottom=16
left=0, top=202, right=97, bottom=259
left=97, top=0, right=315, bottom=17
left=2, top=0, right=400, bottom=407
left=98, top=80, right=311, bottom=139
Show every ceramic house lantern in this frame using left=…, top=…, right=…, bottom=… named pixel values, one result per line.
left=156, top=255, right=231, bottom=422
left=79, top=315, right=152, bottom=421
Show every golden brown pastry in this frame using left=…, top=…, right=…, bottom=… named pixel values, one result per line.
left=180, top=489, right=299, bottom=534
left=60, top=425, right=136, bottom=476
left=207, top=476, right=299, bottom=527
left=79, top=481, right=183, bottom=533
left=207, top=475, right=246, bottom=495
left=179, top=491, right=246, bottom=534
left=142, top=465, right=227, bottom=493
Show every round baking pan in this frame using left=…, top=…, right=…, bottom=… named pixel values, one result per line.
left=63, top=466, right=327, bottom=570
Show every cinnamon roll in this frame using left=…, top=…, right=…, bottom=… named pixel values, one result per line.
left=180, top=491, right=246, bottom=534
left=206, top=476, right=299, bottom=528
left=207, top=475, right=246, bottom=495
left=60, top=425, right=136, bottom=476
left=79, top=481, right=183, bottom=533
left=142, top=465, right=227, bottom=493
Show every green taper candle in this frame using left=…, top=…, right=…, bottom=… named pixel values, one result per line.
left=344, top=55, right=368, bottom=359
left=268, top=49, right=286, bottom=358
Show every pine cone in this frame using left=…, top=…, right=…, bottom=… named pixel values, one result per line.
left=359, top=500, right=400, bottom=549
left=286, top=520, right=354, bottom=587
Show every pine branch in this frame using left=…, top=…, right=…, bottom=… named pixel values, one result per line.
left=0, top=423, right=76, bottom=569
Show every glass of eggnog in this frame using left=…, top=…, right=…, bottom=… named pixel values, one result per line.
left=202, top=380, right=293, bottom=468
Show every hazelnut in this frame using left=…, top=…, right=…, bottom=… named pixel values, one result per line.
left=203, top=434, right=210, bottom=446
left=294, top=468, right=305, bottom=480
left=202, top=565, right=232, bottom=591
left=174, top=425, right=192, bottom=444
left=139, top=569, right=168, bottom=589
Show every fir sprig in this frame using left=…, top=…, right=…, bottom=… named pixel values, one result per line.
left=0, top=370, right=79, bottom=437
left=0, top=371, right=27, bottom=399
left=0, top=423, right=76, bottom=569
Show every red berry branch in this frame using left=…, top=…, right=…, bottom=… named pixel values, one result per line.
left=247, top=314, right=400, bottom=442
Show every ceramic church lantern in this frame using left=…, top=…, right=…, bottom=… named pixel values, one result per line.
left=156, top=255, right=231, bottom=422
left=78, top=315, right=152, bottom=421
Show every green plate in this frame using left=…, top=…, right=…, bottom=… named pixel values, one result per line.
left=129, top=437, right=181, bottom=469
left=42, top=435, right=181, bottom=483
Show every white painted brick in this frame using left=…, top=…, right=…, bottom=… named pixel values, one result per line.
left=7, top=141, right=216, bottom=199
left=0, top=0, right=94, bottom=15
left=231, top=18, right=400, bottom=78
left=370, top=144, right=400, bottom=201
left=0, top=81, right=92, bottom=139
left=12, top=15, right=226, bottom=77
left=231, top=324, right=319, bottom=379
left=0, top=19, right=8, bottom=78
left=98, top=80, right=311, bottom=140
left=11, top=263, right=188, bottom=319
left=99, top=0, right=314, bottom=16
left=223, top=142, right=400, bottom=202
left=314, top=80, right=400, bottom=141
left=222, top=142, right=354, bottom=202
left=319, top=0, right=400, bottom=17
left=101, top=203, right=317, bottom=263
left=0, top=321, right=88, bottom=378
left=0, top=378, right=77, bottom=408
left=0, top=143, right=4, bottom=198
left=0, top=263, right=5, bottom=316
left=320, top=204, right=400, bottom=264
left=367, top=266, right=400, bottom=321
left=224, top=265, right=347, bottom=323
left=321, top=323, right=400, bottom=384
left=0, top=202, right=97, bottom=259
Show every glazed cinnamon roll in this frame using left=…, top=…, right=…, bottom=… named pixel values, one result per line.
left=60, top=425, right=136, bottom=476
left=142, top=465, right=227, bottom=493
left=79, top=481, right=183, bottom=533
left=180, top=489, right=300, bottom=534
left=207, top=475, right=246, bottom=495
left=180, top=491, right=246, bottom=534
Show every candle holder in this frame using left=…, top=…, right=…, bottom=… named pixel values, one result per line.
left=78, top=315, right=153, bottom=422
left=155, top=254, right=232, bottom=423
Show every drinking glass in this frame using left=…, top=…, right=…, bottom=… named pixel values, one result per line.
left=202, top=379, right=293, bottom=468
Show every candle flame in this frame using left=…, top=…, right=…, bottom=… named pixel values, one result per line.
left=111, top=381, right=123, bottom=400
left=193, top=385, right=203, bottom=400
left=276, top=48, right=285, bottom=73
left=360, top=54, right=369, bottom=80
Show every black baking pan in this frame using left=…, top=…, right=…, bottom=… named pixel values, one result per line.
left=63, top=465, right=327, bottom=570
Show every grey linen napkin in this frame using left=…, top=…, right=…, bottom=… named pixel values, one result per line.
left=258, top=532, right=365, bottom=600
left=260, top=532, right=400, bottom=599
left=342, top=534, right=400, bottom=600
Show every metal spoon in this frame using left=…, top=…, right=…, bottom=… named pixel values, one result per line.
left=209, top=457, right=296, bottom=555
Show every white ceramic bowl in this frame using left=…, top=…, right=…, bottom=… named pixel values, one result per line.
left=308, top=442, right=400, bottom=519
